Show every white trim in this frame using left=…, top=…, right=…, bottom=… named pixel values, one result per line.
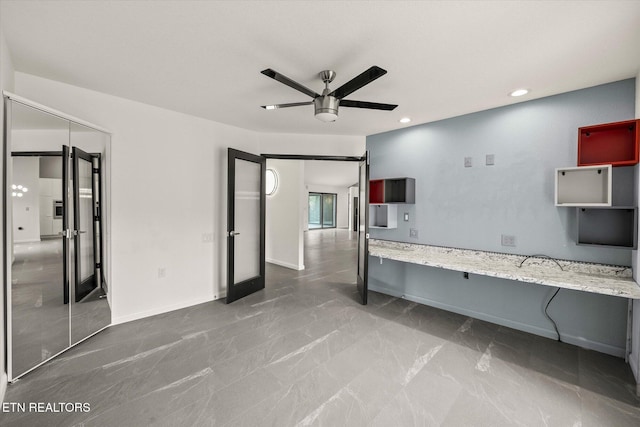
left=2, top=91, right=111, bottom=134
left=369, top=283, right=626, bottom=358
left=0, top=372, right=7, bottom=403
left=111, top=295, right=214, bottom=325
left=266, top=258, right=305, bottom=271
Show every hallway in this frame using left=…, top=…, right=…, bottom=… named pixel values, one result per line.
left=2, top=230, right=640, bottom=426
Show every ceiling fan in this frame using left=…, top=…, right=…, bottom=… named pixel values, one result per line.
left=260, top=66, right=398, bottom=122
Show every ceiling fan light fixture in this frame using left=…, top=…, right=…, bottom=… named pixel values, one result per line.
left=314, top=96, right=339, bottom=122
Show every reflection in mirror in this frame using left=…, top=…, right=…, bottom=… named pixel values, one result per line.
left=9, top=101, right=70, bottom=378
left=6, top=98, right=112, bottom=380
left=69, top=122, right=111, bottom=345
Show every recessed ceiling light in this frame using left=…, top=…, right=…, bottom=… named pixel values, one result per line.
left=509, top=89, right=529, bottom=97
left=399, top=117, right=411, bottom=124
left=264, top=105, right=278, bottom=110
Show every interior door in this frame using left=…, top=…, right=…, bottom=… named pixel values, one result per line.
left=357, top=152, right=369, bottom=304
left=227, top=148, right=265, bottom=303
left=72, top=146, right=98, bottom=302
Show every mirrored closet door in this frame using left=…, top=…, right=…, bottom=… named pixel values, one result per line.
left=4, top=96, right=111, bottom=381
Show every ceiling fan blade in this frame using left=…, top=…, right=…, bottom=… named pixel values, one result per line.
left=329, top=66, right=387, bottom=99
left=340, top=100, right=398, bottom=111
left=261, top=101, right=313, bottom=110
left=261, top=69, right=319, bottom=99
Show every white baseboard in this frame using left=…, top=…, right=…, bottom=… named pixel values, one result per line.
left=112, top=295, right=214, bottom=325
left=369, top=284, right=626, bottom=358
left=0, top=372, right=7, bottom=403
left=266, top=258, right=305, bottom=271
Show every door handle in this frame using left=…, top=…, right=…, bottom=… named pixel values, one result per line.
left=228, top=231, right=240, bottom=237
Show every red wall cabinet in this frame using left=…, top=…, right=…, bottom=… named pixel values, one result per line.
left=369, top=179, right=385, bottom=204
left=577, top=119, right=639, bottom=167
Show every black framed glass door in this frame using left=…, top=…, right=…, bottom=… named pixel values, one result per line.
left=356, top=152, right=369, bottom=305
left=227, top=148, right=266, bottom=303
left=72, top=146, right=98, bottom=302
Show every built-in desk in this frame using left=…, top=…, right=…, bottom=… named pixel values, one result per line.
left=369, top=239, right=640, bottom=299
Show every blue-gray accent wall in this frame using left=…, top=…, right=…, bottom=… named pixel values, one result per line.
left=366, top=79, right=636, bottom=356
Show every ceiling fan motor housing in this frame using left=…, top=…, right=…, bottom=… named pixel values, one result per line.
left=314, top=96, right=339, bottom=122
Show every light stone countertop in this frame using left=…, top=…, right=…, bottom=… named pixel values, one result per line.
left=369, top=239, right=640, bottom=299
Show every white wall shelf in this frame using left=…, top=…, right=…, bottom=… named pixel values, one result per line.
left=555, top=165, right=612, bottom=206
left=370, top=204, right=398, bottom=229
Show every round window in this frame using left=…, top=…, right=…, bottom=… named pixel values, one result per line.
left=266, top=169, right=278, bottom=195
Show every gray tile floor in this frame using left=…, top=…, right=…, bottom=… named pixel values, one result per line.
left=2, top=229, right=640, bottom=426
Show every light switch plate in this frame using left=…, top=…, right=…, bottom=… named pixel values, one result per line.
left=404, top=213, right=409, bottom=221
left=486, top=154, right=495, bottom=166
left=464, top=157, right=472, bottom=167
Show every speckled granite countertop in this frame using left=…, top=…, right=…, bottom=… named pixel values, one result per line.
left=369, top=239, right=640, bottom=299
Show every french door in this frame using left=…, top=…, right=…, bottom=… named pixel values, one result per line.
left=72, top=147, right=99, bottom=302
left=356, top=152, right=369, bottom=304
left=226, top=148, right=266, bottom=303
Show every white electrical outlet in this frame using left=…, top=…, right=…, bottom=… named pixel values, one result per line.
left=202, top=233, right=214, bottom=243
left=501, top=234, right=516, bottom=247
left=464, top=157, right=472, bottom=167
left=410, top=228, right=419, bottom=238
left=486, top=154, right=495, bottom=166
left=158, top=268, right=166, bottom=278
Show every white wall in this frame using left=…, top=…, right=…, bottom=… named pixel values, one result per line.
left=258, top=133, right=364, bottom=157
left=0, top=24, right=15, bottom=401
left=11, top=157, right=40, bottom=242
left=265, top=159, right=304, bottom=270
left=15, top=72, right=260, bottom=324
left=39, top=178, right=62, bottom=236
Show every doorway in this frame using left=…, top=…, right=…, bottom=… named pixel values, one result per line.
left=308, top=192, right=337, bottom=229
left=227, top=151, right=369, bottom=305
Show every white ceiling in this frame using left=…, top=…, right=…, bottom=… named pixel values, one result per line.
left=2, top=1, right=639, bottom=137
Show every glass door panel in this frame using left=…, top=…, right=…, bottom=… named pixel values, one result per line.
left=70, top=123, right=110, bottom=345
left=322, top=194, right=336, bottom=228
left=233, top=159, right=261, bottom=283
left=308, top=193, right=321, bottom=229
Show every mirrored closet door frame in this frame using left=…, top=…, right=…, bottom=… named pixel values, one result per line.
left=3, top=92, right=112, bottom=381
